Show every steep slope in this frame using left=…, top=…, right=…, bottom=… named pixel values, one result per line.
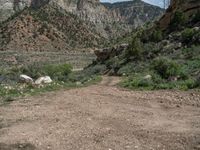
left=0, top=4, right=104, bottom=51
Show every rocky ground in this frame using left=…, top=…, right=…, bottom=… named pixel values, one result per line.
left=0, top=76, right=200, bottom=150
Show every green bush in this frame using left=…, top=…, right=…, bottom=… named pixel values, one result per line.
left=182, top=46, right=200, bottom=59
left=21, top=64, right=44, bottom=79
left=143, top=43, right=161, bottom=59
left=192, top=11, right=200, bottom=23
left=170, top=10, right=186, bottom=30
left=43, top=64, right=72, bottom=81
left=151, top=29, right=163, bottom=42
left=120, top=73, right=199, bottom=90
left=21, top=63, right=72, bottom=81
left=120, top=75, right=154, bottom=90
left=85, top=64, right=107, bottom=75
left=181, top=28, right=195, bottom=44
left=126, top=37, right=143, bottom=59
left=152, top=57, right=181, bottom=79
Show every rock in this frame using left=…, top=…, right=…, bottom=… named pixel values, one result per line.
left=161, top=40, right=170, bottom=46
left=76, top=81, right=82, bottom=85
left=94, top=48, right=113, bottom=61
left=94, top=44, right=129, bottom=61
left=177, top=42, right=182, bottom=48
left=19, top=74, right=33, bottom=84
left=193, top=27, right=200, bottom=31
left=143, top=75, right=152, bottom=80
left=35, top=76, right=52, bottom=85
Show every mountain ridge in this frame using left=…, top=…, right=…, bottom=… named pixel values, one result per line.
left=0, top=0, right=163, bottom=51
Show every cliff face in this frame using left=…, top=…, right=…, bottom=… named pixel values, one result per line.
left=102, top=1, right=163, bottom=26
left=0, top=0, right=163, bottom=25
left=158, top=0, right=200, bottom=29
left=0, top=0, right=49, bottom=21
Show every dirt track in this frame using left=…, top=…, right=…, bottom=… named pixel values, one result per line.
left=0, top=76, right=200, bottom=150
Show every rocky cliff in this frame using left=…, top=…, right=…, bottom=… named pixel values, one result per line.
left=158, top=0, right=200, bottom=29
left=0, top=0, right=49, bottom=21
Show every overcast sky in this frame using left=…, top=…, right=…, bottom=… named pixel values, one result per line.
left=100, top=0, right=164, bottom=8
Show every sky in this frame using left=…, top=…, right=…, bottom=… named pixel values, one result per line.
left=100, top=0, right=164, bottom=8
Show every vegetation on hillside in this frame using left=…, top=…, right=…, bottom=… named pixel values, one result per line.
left=88, top=9, right=200, bottom=90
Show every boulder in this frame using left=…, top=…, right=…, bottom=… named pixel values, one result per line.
left=19, top=75, right=34, bottom=84
left=94, top=44, right=129, bottom=62
left=76, top=81, right=82, bottom=85
left=193, top=27, right=200, bottom=31
left=35, top=76, right=52, bottom=85
left=94, top=48, right=113, bottom=61
left=143, top=75, right=152, bottom=80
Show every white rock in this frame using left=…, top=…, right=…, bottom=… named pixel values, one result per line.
left=193, top=27, right=199, bottom=31
left=19, top=74, right=33, bottom=83
left=122, top=73, right=126, bottom=76
left=143, top=75, right=152, bottom=80
left=35, top=76, right=52, bottom=85
left=76, top=81, right=82, bottom=85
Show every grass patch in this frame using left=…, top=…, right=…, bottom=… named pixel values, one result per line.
left=119, top=73, right=199, bottom=91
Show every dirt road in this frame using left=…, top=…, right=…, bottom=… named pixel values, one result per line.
left=0, top=76, right=200, bottom=150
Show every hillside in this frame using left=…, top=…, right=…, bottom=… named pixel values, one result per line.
left=0, top=0, right=163, bottom=51
left=0, top=4, right=104, bottom=51
left=88, top=0, right=200, bottom=90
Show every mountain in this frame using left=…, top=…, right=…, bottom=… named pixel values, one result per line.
left=0, top=0, right=164, bottom=51
left=102, top=0, right=162, bottom=26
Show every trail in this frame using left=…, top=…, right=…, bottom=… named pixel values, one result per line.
left=0, top=76, right=200, bottom=150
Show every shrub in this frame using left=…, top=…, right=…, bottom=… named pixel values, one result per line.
left=183, top=78, right=198, bottom=89
left=126, top=36, right=143, bottom=59
left=181, top=28, right=195, bottom=44
left=43, top=64, right=72, bottom=81
left=152, top=57, right=181, bottom=79
left=182, top=46, right=200, bottom=59
left=143, top=42, right=161, bottom=59
left=21, top=63, right=72, bottom=81
left=170, top=10, right=186, bottom=30
left=21, top=63, right=44, bottom=79
left=151, top=29, right=163, bottom=42
left=191, top=11, right=200, bottom=24
left=120, top=75, right=154, bottom=90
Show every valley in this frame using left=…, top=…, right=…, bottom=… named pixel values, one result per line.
left=0, top=0, right=200, bottom=149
